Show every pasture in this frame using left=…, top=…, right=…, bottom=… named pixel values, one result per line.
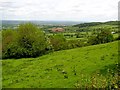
left=2, top=41, right=118, bottom=88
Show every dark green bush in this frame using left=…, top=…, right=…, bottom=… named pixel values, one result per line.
left=96, top=29, right=113, bottom=43
left=49, top=34, right=67, bottom=51
left=66, top=40, right=85, bottom=49
left=17, top=23, right=50, bottom=57
left=87, top=35, right=98, bottom=45
left=115, top=35, right=120, bottom=40
left=2, top=30, right=18, bottom=58
left=2, top=23, right=51, bottom=59
left=88, top=29, right=114, bottom=45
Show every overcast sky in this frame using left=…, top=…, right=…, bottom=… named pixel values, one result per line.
left=0, top=0, right=119, bottom=22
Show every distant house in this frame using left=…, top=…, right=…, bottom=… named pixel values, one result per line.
left=51, top=28, right=64, bottom=32
left=111, top=32, right=115, bottom=34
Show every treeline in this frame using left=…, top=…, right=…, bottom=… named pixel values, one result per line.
left=2, top=23, right=85, bottom=59
left=2, top=23, right=118, bottom=59
left=73, top=21, right=118, bottom=28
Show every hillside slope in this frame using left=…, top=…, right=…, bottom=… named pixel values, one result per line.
left=2, top=41, right=118, bottom=88
left=73, top=21, right=118, bottom=27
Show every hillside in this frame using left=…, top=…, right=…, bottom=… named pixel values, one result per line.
left=2, top=41, right=118, bottom=88
left=73, top=21, right=118, bottom=28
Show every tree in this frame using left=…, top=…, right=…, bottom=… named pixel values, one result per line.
left=2, top=23, right=51, bottom=59
left=17, top=23, right=50, bottom=57
left=2, top=30, right=17, bottom=58
left=49, top=34, right=67, bottom=51
left=88, top=29, right=114, bottom=45
left=96, top=29, right=113, bottom=43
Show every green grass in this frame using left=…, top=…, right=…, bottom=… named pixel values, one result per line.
left=113, top=34, right=118, bottom=38
left=2, top=41, right=119, bottom=88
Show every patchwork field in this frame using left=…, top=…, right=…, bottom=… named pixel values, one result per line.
left=2, top=41, right=118, bottom=88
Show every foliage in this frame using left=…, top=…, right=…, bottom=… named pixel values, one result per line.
left=49, top=34, right=67, bottom=51
left=66, top=39, right=85, bottom=49
left=17, top=23, right=50, bottom=57
left=115, top=35, right=120, bottom=40
left=76, top=33, right=86, bottom=38
left=74, top=22, right=102, bottom=28
left=2, top=30, right=17, bottom=58
left=96, top=29, right=114, bottom=43
left=2, top=21, right=118, bottom=59
left=88, top=29, right=114, bottom=45
left=2, top=23, right=50, bottom=58
left=74, top=21, right=118, bottom=28
left=49, top=34, right=85, bottom=51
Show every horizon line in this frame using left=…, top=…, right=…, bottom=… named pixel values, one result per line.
left=1, top=19, right=118, bottom=23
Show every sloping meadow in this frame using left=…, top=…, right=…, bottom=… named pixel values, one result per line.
left=2, top=41, right=119, bottom=88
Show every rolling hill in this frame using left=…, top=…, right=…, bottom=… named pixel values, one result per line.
left=2, top=41, right=118, bottom=88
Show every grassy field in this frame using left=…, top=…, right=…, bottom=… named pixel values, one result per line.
left=2, top=41, right=118, bottom=88
left=113, top=34, right=119, bottom=38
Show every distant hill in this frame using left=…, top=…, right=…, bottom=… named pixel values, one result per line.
left=2, top=20, right=84, bottom=26
left=73, top=21, right=118, bottom=28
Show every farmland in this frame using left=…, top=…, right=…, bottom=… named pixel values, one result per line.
left=2, top=41, right=118, bottom=88
left=1, top=0, right=119, bottom=88
left=1, top=20, right=119, bottom=88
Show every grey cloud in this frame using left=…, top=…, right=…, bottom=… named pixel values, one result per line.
left=1, top=0, right=119, bottom=21
left=0, top=1, right=23, bottom=9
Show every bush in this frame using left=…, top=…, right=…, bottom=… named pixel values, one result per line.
left=2, top=30, right=17, bottom=58
left=87, top=35, right=98, bottom=45
left=115, top=35, right=120, bottom=40
left=17, top=23, right=50, bottom=57
left=2, top=23, right=51, bottom=59
left=88, top=29, right=114, bottom=45
left=96, top=29, right=113, bottom=43
left=66, top=40, right=85, bottom=49
left=49, top=34, right=67, bottom=51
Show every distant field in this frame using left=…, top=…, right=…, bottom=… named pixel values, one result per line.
left=2, top=41, right=118, bottom=88
left=113, top=34, right=119, bottom=38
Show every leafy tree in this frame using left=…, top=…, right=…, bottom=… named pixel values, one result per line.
left=88, top=29, right=114, bottom=45
left=17, top=23, right=51, bottom=57
left=96, top=29, right=113, bottom=43
left=49, top=34, right=67, bottom=51
left=2, top=30, right=17, bottom=58
left=2, top=23, right=51, bottom=59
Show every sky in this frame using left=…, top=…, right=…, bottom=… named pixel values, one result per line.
left=0, top=0, right=119, bottom=22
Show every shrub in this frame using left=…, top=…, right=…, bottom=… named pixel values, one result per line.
left=96, top=29, right=113, bottom=43
left=2, top=23, right=51, bottom=59
left=87, top=35, right=98, bottom=45
left=88, top=29, right=114, bottom=45
left=115, top=35, right=120, bottom=40
left=49, top=34, right=67, bottom=51
left=17, top=23, right=50, bottom=57
left=2, top=30, right=17, bottom=58
left=66, top=40, right=85, bottom=49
